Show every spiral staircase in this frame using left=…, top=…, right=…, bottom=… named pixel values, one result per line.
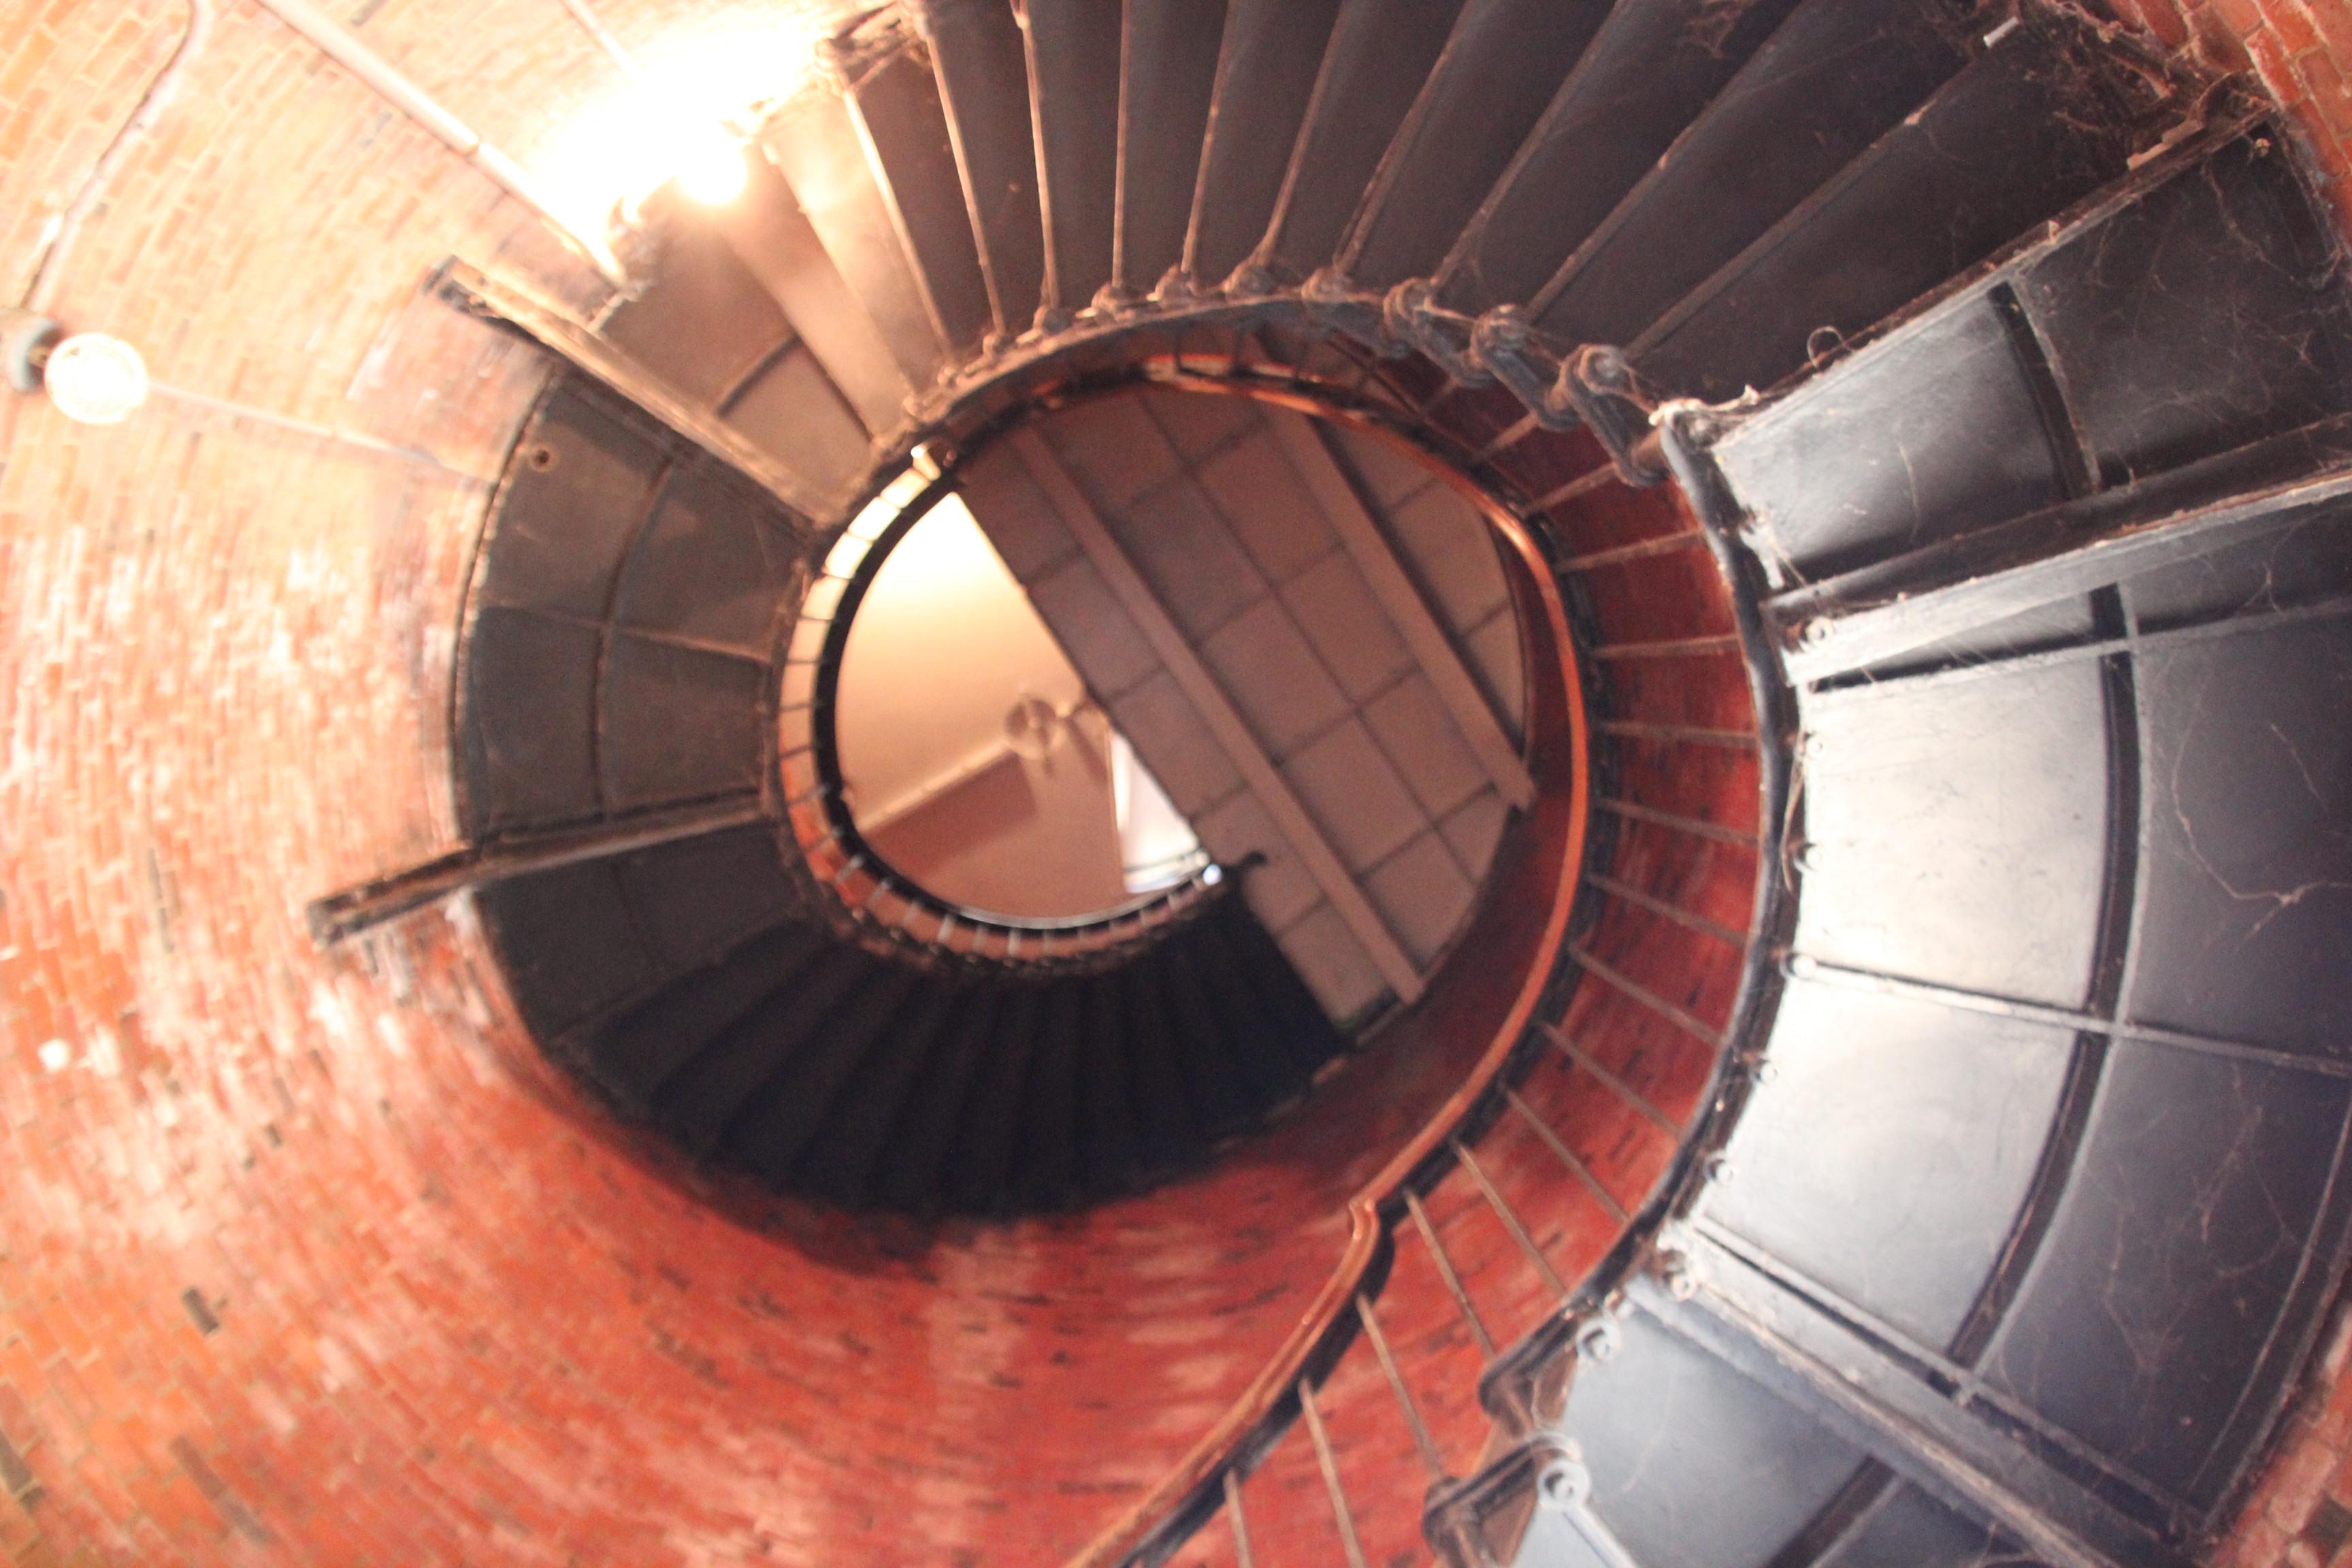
left=295, top=0, right=2352, bottom=1562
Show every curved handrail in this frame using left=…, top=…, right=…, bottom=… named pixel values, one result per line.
left=1060, top=408, right=1595, bottom=1568
left=774, top=447, right=1224, bottom=968
left=756, top=286, right=1633, bottom=1563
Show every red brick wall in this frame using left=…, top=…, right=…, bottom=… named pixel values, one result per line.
left=2108, top=0, right=2352, bottom=234
left=0, top=6, right=1689, bottom=1565
left=0, top=2, right=2344, bottom=1565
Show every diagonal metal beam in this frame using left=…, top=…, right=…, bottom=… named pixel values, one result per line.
left=433, top=258, right=830, bottom=520
left=306, top=794, right=766, bottom=945
left=1633, top=1250, right=2196, bottom=1568
left=1788, top=954, right=2352, bottom=1081
left=1769, top=410, right=2352, bottom=685
left=1009, top=426, right=1424, bottom=1002
left=1269, top=416, right=1537, bottom=810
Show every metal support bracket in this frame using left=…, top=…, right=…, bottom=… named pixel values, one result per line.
left=432, top=257, right=830, bottom=521
left=1383, top=279, right=1493, bottom=387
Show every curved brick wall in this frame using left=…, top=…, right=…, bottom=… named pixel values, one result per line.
left=0, top=1, right=2342, bottom=1565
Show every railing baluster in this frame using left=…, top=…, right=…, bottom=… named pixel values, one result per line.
left=1595, top=719, right=1757, bottom=751
left=1568, top=943, right=1728, bottom=1047
left=1355, top=1292, right=1446, bottom=1481
left=1452, top=1140, right=1569, bottom=1300
left=1298, top=1378, right=1370, bottom=1568
left=1590, top=633, right=1742, bottom=661
left=1539, top=1021, right=1681, bottom=1137
left=1505, top=1088, right=1629, bottom=1224
left=1586, top=872, right=1750, bottom=949
left=1536, top=466, right=1624, bottom=512
left=1223, top=1469, right=1254, bottom=1568
left=1592, top=797, right=1759, bottom=851
left=1558, top=527, right=1703, bottom=570
left=1405, top=1189, right=1495, bottom=1358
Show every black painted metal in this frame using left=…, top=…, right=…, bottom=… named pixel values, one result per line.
left=1183, top=0, right=1343, bottom=292
left=1246, top=0, right=1464, bottom=291
left=1022, top=0, right=1122, bottom=318
left=920, top=0, right=1047, bottom=338
left=1107, top=0, right=1225, bottom=302
left=432, top=2, right=2352, bottom=1559
left=840, top=16, right=996, bottom=355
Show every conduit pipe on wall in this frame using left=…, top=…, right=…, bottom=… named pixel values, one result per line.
left=20, top=0, right=212, bottom=313
left=248, top=0, right=627, bottom=284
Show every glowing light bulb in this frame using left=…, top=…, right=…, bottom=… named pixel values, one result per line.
left=527, top=19, right=817, bottom=236
left=42, top=333, right=147, bottom=425
left=676, top=135, right=748, bottom=203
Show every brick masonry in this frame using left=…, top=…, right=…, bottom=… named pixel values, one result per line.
left=0, top=1, right=2345, bottom=1565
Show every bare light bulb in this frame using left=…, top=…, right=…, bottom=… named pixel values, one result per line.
left=42, top=333, right=148, bottom=425
left=677, top=137, right=748, bottom=203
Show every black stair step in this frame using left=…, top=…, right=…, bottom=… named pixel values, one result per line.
left=1633, top=13, right=2159, bottom=402
left=725, top=964, right=926, bottom=1184
left=710, top=157, right=917, bottom=434
left=1113, top=0, right=1227, bottom=297
left=1338, top=0, right=1614, bottom=291
left=1433, top=0, right=1802, bottom=315
left=871, top=984, right=1007, bottom=1212
left=760, top=85, right=949, bottom=387
left=1186, top=0, right=1345, bottom=289
left=2011, top=129, right=2352, bottom=484
left=1209, top=898, right=1346, bottom=1079
left=1164, top=926, right=1295, bottom=1115
left=1074, top=971, right=1143, bottom=1197
left=1190, top=902, right=1333, bottom=1090
left=1166, top=934, right=1272, bottom=1135
left=1528, top=0, right=1973, bottom=347
left=654, top=945, right=878, bottom=1154
left=792, top=977, right=973, bottom=1209
left=1119, top=950, right=1207, bottom=1173
left=924, top=0, right=1047, bottom=336
left=1008, top=983, right=1090, bottom=1210
left=1250, top=0, right=1465, bottom=289
left=580, top=921, right=826, bottom=1111
left=945, top=984, right=1049, bottom=1211
left=1022, top=0, right=1123, bottom=313
left=600, top=204, right=795, bottom=408
left=847, top=31, right=996, bottom=355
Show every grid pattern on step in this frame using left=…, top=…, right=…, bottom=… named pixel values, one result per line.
left=960, top=386, right=1526, bottom=1022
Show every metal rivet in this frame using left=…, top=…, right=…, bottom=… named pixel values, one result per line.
left=1537, top=1456, right=1592, bottom=1513
left=1575, top=1318, right=1620, bottom=1364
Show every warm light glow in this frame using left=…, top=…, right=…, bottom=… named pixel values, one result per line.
left=528, top=16, right=819, bottom=236
left=42, top=333, right=148, bottom=425
left=676, top=138, right=749, bottom=204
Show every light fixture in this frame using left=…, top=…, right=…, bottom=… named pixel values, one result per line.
left=42, top=333, right=149, bottom=425
left=1, top=312, right=148, bottom=425
left=676, top=135, right=749, bottom=203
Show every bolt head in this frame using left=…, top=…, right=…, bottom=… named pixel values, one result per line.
left=1537, top=1456, right=1592, bottom=1513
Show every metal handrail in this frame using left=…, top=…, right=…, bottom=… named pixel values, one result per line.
left=776, top=451, right=1228, bottom=967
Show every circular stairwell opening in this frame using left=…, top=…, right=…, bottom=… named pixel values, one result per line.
left=807, top=380, right=1537, bottom=1028
left=462, top=297, right=1601, bottom=1218
left=830, top=483, right=1210, bottom=922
